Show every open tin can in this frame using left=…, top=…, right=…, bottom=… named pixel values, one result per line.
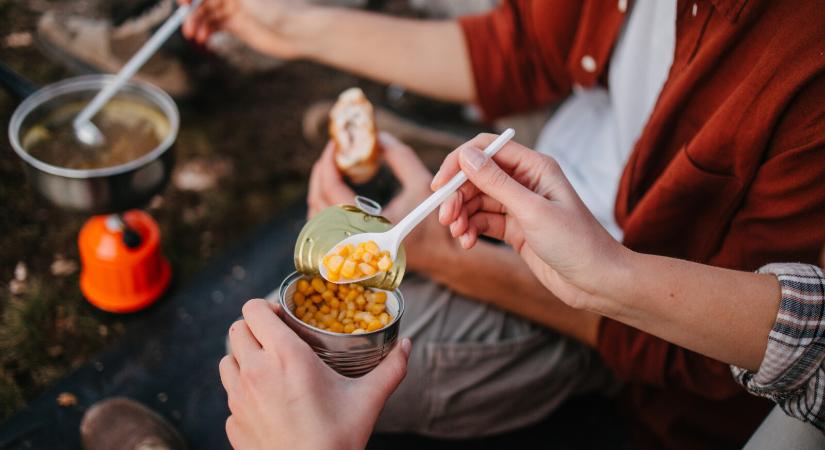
left=278, top=272, right=404, bottom=377
left=280, top=200, right=406, bottom=377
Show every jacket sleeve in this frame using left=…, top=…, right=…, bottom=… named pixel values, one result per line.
left=457, top=0, right=583, bottom=120
left=597, top=74, right=825, bottom=398
left=731, top=263, right=825, bottom=431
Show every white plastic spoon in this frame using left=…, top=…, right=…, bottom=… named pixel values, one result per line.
left=320, top=128, right=516, bottom=284
left=72, top=0, right=203, bottom=147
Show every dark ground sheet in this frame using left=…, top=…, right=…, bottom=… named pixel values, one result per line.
left=1, top=1, right=625, bottom=446
left=0, top=205, right=625, bottom=450
left=0, top=0, right=417, bottom=420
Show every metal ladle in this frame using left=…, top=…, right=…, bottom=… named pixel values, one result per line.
left=72, top=0, right=202, bottom=147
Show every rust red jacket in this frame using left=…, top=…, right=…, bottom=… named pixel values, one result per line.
left=460, top=1, right=825, bottom=449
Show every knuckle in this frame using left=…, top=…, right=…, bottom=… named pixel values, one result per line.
left=219, top=355, right=235, bottom=373
left=472, top=132, right=497, bottom=145
left=225, top=416, right=238, bottom=444
left=486, top=166, right=510, bottom=188
left=241, top=358, right=267, bottom=383
left=228, top=320, right=246, bottom=337
left=241, top=298, right=264, bottom=318
left=240, top=301, right=254, bottom=319
left=528, top=153, right=561, bottom=180
left=538, top=155, right=561, bottom=175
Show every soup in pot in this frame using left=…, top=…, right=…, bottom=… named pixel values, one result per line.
left=22, top=98, right=170, bottom=170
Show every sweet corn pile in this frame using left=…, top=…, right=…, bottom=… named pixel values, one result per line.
left=323, top=240, right=393, bottom=282
left=292, top=276, right=393, bottom=334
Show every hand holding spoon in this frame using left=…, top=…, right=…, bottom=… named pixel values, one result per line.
left=72, top=0, right=203, bottom=147
left=320, top=128, right=516, bottom=284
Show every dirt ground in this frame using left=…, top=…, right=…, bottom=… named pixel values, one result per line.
left=0, top=0, right=447, bottom=421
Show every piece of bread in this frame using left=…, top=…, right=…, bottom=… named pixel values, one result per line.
left=329, top=87, right=381, bottom=184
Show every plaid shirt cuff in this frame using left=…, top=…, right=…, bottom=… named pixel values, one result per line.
left=731, top=263, right=825, bottom=431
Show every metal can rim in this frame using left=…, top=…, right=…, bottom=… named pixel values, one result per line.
left=278, top=271, right=405, bottom=338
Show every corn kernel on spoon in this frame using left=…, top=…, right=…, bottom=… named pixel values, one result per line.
left=320, top=128, right=516, bottom=284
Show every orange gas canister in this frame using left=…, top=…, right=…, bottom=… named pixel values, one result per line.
left=78, top=210, right=171, bottom=313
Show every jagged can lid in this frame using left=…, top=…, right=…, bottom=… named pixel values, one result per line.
left=294, top=201, right=406, bottom=291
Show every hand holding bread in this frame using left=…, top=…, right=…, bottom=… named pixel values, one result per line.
left=329, top=88, right=382, bottom=184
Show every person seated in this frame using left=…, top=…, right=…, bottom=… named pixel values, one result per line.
left=35, top=0, right=497, bottom=97
left=77, top=133, right=825, bottom=448
left=182, top=0, right=825, bottom=448
left=213, top=136, right=825, bottom=450
left=432, top=137, right=825, bottom=448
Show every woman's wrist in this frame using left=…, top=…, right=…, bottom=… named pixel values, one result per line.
left=277, top=5, right=325, bottom=59
left=586, top=245, right=646, bottom=321
left=236, top=4, right=326, bottom=61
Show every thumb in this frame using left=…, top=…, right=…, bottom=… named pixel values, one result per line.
left=360, top=338, right=411, bottom=400
left=458, top=146, right=538, bottom=212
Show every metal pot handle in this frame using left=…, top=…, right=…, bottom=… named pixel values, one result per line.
left=0, top=61, right=37, bottom=101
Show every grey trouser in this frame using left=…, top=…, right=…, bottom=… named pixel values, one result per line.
left=374, top=273, right=613, bottom=438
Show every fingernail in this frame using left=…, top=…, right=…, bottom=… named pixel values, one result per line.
left=432, top=165, right=447, bottom=190
left=459, top=233, right=471, bottom=248
left=449, top=221, right=460, bottom=237
left=400, top=338, right=412, bottom=357
left=438, top=205, right=447, bottom=223
left=460, top=146, right=486, bottom=171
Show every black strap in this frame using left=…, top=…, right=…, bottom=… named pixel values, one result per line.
left=0, top=61, right=37, bottom=100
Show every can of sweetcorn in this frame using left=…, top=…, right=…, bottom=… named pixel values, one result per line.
left=286, top=199, right=406, bottom=376
left=294, top=200, right=406, bottom=291
left=278, top=271, right=404, bottom=377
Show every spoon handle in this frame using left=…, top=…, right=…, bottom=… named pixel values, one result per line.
left=393, top=128, right=515, bottom=244
left=72, top=0, right=202, bottom=129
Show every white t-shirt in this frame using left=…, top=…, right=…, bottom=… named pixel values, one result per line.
left=534, top=0, right=676, bottom=239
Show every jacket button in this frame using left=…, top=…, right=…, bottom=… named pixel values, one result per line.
left=618, top=0, right=628, bottom=12
left=692, top=3, right=698, bottom=16
left=581, top=55, right=597, bottom=73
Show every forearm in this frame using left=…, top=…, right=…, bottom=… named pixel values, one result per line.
left=425, top=242, right=600, bottom=346
left=281, top=7, right=475, bottom=103
left=607, top=250, right=780, bottom=371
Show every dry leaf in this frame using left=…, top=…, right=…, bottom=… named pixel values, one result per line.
left=57, top=392, right=78, bottom=407
left=14, top=261, right=27, bottom=281
left=9, top=279, right=26, bottom=296
left=149, top=195, right=165, bottom=210
left=4, top=32, right=32, bottom=48
left=51, top=255, right=79, bottom=277
left=173, top=158, right=232, bottom=192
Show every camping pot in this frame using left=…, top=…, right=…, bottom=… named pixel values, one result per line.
left=2, top=63, right=178, bottom=214
left=277, top=271, right=405, bottom=377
